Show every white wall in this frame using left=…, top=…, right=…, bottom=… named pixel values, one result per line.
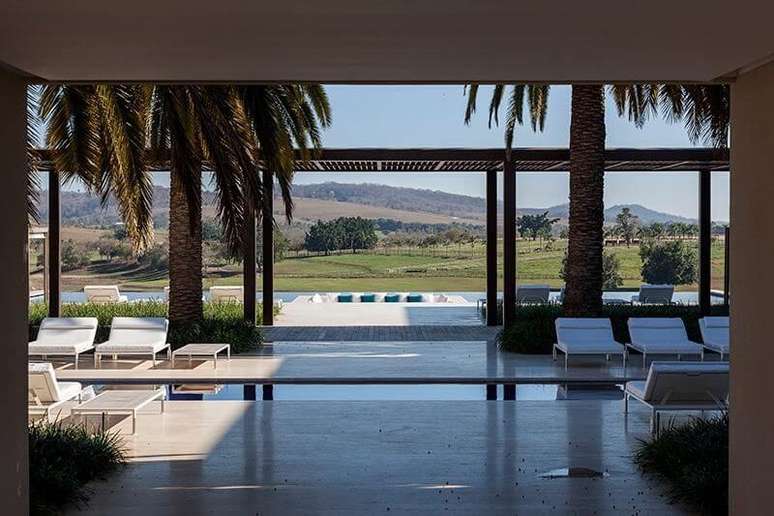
left=0, top=69, right=30, bottom=514
left=730, top=59, right=774, bottom=514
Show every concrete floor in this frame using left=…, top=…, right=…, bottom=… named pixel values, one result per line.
left=69, top=400, right=687, bottom=515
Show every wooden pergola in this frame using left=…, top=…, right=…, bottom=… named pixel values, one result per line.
left=36, top=147, right=730, bottom=328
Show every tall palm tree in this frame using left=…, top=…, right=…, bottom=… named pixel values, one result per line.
left=150, top=84, right=330, bottom=323
left=465, top=83, right=729, bottom=315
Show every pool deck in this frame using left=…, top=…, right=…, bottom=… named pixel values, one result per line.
left=275, top=301, right=484, bottom=326
left=52, top=340, right=679, bottom=386
left=65, top=399, right=688, bottom=515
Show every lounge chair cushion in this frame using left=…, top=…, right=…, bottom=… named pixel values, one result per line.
left=384, top=293, right=400, bottom=303
left=29, top=317, right=98, bottom=355
left=700, top=316, right=730, bottom=353
left=360, top=293, right=376, bottom=303
left=406, top=293, right=423, bottom=302
left=28, top=362, right=82, bottom=403
left=627, top=317, right=703, bottom=354
left=555, top=318, right=625, bottom=354
left=634, top=362, right=729, bottom=403
left=96, top=317, right=168, bottom=354
left=337, top=293, right=354, bottom=303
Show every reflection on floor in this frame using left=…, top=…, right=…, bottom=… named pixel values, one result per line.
left=68, top=400, right=688, bottom=515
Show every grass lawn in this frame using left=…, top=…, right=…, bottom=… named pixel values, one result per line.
left=44, top=239, right=727, bottom=293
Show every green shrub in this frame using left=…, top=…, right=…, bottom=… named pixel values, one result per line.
left=29, top=421, right=126, bottom=515
left=497, top=303, right=728, bottom=353
left=640, top=240, right=698, bottom=285
left=633, top=413, right=728, bottom=515
left=29, top=300, right=272, bottom=353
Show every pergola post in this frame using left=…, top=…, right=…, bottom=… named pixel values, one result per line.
left=261, top=169, right=274, bottom=326
left=0, top=69, right=29, bottom=515
left=243, top=197, right=256, bottom=324
left=502, top=158, right=516, bottom=328
left=698, top=168, right=712, bottom=315
left=485, top=169, right=498, bottom=326
left=48, top=170, right=61, bottom=317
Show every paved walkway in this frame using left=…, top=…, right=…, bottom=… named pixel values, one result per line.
left=275, top=302, right=483, bottom=326
left=264, top=325, right=499, bottom=342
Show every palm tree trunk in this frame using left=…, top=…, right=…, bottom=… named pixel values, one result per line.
left=168, top=161, right=203, bottom=322
left=564, top=85, right=606, bottom=316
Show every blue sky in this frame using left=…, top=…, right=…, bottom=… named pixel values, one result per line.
left=292, top=85, right=729, bottom=221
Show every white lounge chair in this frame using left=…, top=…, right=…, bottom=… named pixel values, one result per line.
left=553, top=318, right=627, bottom=370
left=29, top=317, right=98, bottom=369
left=631, top=284, right=674, bottom=304
left=624, top=361, right=729, bottom=433
left=627, top=317, right=704, bottom=367
left=699, top=316, right=730, bottom=360
left=84, top=285, right=128, bottom=303
left=516, top=284, right=550, bottom=304
left=94, top=317, right=170, bottom=366
left=28, top=362, right=85, bottom=420
left=210, top=286, right=244, bottom=303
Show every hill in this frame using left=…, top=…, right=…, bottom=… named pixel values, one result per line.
left=36, top=182, right=696, bottom=228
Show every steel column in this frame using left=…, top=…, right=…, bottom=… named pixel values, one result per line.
left=503, top=159, right=517, bottom=328
left=48, top=170, right=61, bottom=316
left=262, top=170, right=274, bottom=326
left=243, top=197, right=256, bottom=324
left=486, top=169, right=498, bottom=326
left=699, top=169, right=712, bottom=314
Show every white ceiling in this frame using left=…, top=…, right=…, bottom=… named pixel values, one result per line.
left=1, top=0, right=772, bottom=83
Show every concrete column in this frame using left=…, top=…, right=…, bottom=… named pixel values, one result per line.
left=730, top=59, right=774, bottom=514
left=0, top=69, right=29, bottom=515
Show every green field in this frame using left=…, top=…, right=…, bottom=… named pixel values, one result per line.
left=74, top=238, right=726, bottom=293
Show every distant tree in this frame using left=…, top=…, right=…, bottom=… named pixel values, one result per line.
left=304, top=219, right=343, bottom=255
left=517, top=211, right=559, bottom=242
left=139, top=243, right=169, bottom=270
left=340, top=217, right=378, bottom=253
left=614, top=207, right=640, bottom=246
left=639, top=240, right=697, bottom=285
left=202, top=218, right=223, bottom=241
left=96, top=237, right=133, bottom=262
left=61, top=239, right=91, bottom=271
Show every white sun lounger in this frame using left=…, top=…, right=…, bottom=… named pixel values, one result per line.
left=631, top=284, right=674, bottom=304
left=94, top=317, right=170, bottom=366
left=516, top=284, right=550, bottom=304
left=626, top=317, right=704, bottom=367
left=84, top=285, right=128, bottom=303
left=28, top=317, right=98, bottom=369
left=28, top=362, right=85, bottom=420
left=699, top=316, right=730, bottom=360
left=210, top=286, right=244, bottom=303
left=553, top=318, right=627, bottom=370
left=624, top=361, right=729, bottom=434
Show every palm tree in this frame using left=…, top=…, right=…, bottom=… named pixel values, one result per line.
left=38, top=84, right=330, bottom=324
left=38, top=84, right=155, bottom=250
left=465, top=83, right=729, bottom=315
left=150, top=84, right=330, bottom=323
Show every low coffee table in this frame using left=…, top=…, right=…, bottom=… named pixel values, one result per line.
left=172, top=343, right=231, bottom=368
left=71, top=389, right=165, bottom=434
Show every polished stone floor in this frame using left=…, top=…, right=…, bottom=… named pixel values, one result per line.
left=69, top=400, right=687, bottom=515
left=57, top=341, right=653, bottom=385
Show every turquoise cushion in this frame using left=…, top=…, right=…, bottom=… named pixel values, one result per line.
left=384, top=293, right=400, bottom=303
left=406, top=293, right=424, bottom=302
left=360, top=293, right=376, bottom=303
left=337, top=293, right=354, bottom=303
